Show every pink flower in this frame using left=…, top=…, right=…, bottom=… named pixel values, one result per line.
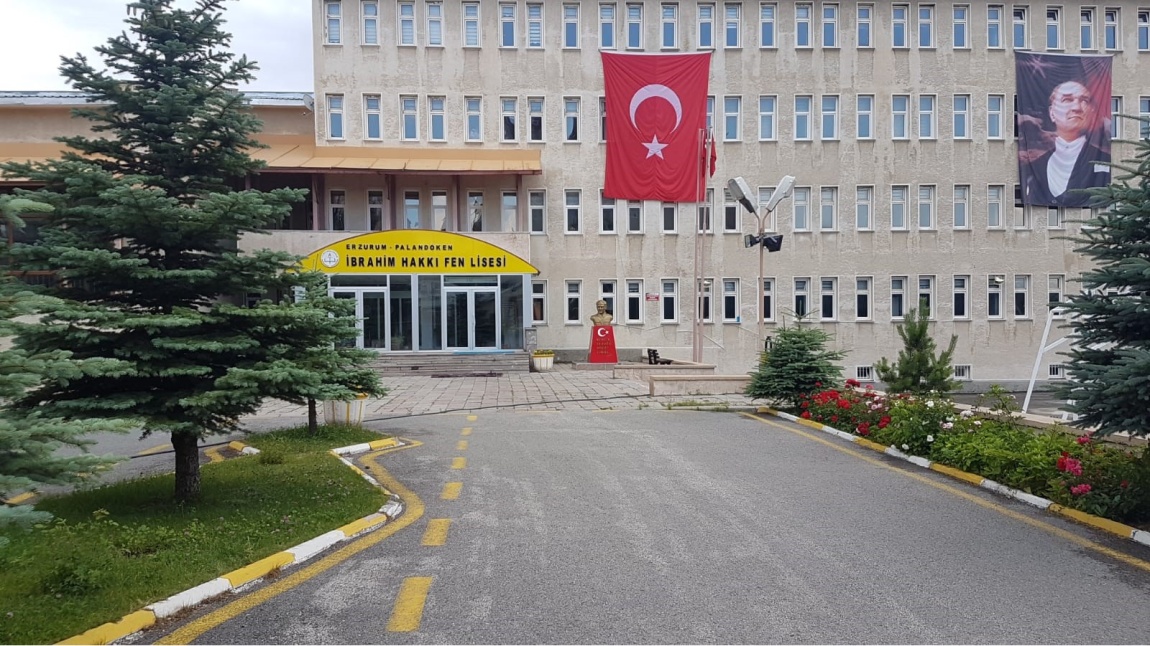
left=1076, top=435, right=1091, bottom=445
left=1056, top=452, right=1083, bottom=477
left=1070, top=483, right=1092, bottom=496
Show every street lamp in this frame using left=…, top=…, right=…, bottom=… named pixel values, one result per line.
left=728, top=175, right=795, bottom=346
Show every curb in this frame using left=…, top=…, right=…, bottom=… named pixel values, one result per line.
left=57, top=437, right=408, bottom=646
left=756, top=407, right=1150, bottom=551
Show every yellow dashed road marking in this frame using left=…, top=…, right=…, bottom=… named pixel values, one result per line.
left=441, top=482, right=462, bottom=500
left=135, top=444, right=170, bottom=456
left=456, top=440, right=468, bottom=451
left=461, top=427, right=472, bottom=436
left=421, top=519, right=451, bottom=546
left=204, top=447, right=225, bottom=464
left=451, top=457, right=466, bottom=470
left=386, top=576, right=433, bottom=632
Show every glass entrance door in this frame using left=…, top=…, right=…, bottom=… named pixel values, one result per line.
left=445, top=287, right=499, bottom=350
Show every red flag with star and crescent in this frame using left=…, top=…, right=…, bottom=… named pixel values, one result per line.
left=602, top=51, right=713, bottom=203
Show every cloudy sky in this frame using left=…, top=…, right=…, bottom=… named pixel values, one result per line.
left=0, top=0, right=313, bottom=92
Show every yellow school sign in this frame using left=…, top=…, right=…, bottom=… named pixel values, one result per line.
left=301, top=230, right=539, bottom=275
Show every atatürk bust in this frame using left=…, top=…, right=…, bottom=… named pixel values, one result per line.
left=590, top=299, right=614, bottom=326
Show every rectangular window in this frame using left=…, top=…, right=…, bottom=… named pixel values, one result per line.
left=662, top=202, right=678, bottom=233
left=856, top=366, right=875, bottom=381
left=759, top=95, right=777, bottom=140
left=988, top=274, right=1004, bottom=318
left=532, top=281, right=547, bottom=324
left=501, top=97, right=518, bottom=142
left=891, top=276, right=906, bottom=319
left=891, top=185, right=908, bottom=230
left=856, top=186, right=873, bottom=230
left=760, top=3, right=777, bottom=47
left=892, top=94, right=909, bottom=139
left=599, top=97, right=608, bottom=141
left=466, top=96, right=482, bottom=141
left=1141, top=97, right=1150, bottom=139
left=662, top=3, right=678, bottom=48
left=564, top=97, right=580, bottom=142
left=566, top=281, right=582, bottom=324
left=1047, top=206, right=1063, bottom=229
left=821, top=95, right=839, bottom=140
left=725, top=3, right=742, bottom=47
left=757, top=187, right=778, bottom=231
left=857, top=94, right=874, bottom=139
left=368, top=189, right=384, bottom=230
left=601, top=3, right=617, bottom=49
left=527, top=3, right=543, bottom=48
left=1111, top=96, right=1122, bottom=139
left=724, top=95, right=741, bottom=141
left=1013, top=6, right=1028, bottom=49
left=1049, top=364, right=1066, bottom=379
left=464, top=2, right=480, bottom=46
left=796, top=3, right=812, bottom=47
left=700, top=279, right=714, bottom=323
left=820, top=187, right=837, bottom=231
left=401, top=95, right=418, bottom=140
left=794, top=278, right=810, bottom=317
left=564, top=4, right=580, bottom=48
left=953, top=275, right=969, bottom=319
left=627, top=200, right=643, bottom=233
left=987, top=5, right=1003, bottom=48
left=795, top=95, right=812, bottom=140
left=626, top=280, right=643, bottom=323
left=600, top=281, right=617, bottom=319
left=723, top=189, right=739, bottom=232
left=918, top=4, right=934, bottom=48
left=600, top=192, right=616, bottom=233
left=364, top=94, right=381, bottom=139
left=427, top=1, right=444, bottom=46
left=329, top=189, right=346, bottom=231
left=698, top=3, right=715, bottom=48
left=431, top=191, right=447, bottom=231
left=362, top=1, right=379, bottom=44
left=327, top=94, right=344, bottom=139
left=1105, top=8, right=1119, bottom=49
left=500, top=3, right=517, bottom=47
left=325, top=2, right=342, bottom=44
left=1014, top=275, right=1030, bottom=318
left=403, top=190, right=421, bottom=229
left=987, top=94, right=1004, bottom=139
left=988, top=184, right=1004, bottom=228
left=1081, top=8, right=1095, bottom=49
left=953, top=185, right=970, bottom=229
left=723, top=279, right=740, bottom=322
left=528, top=97, right=544, bottom=142
left=953, top=94, right=970, bottom=139
left=1140, top=10, right=1150, bottom=50
left=918, top=185, right=935, bottom=229
left=822, top=4, right=839, bottom=48
left=565, top=189, right=582, bottom=233
left=529, top=190, right=546, bottom=234
left=468, top=192, right=483, bottom=231
left=1048, top=274, right=1065, bottom=311
left=626, top=3, right=643, bottom=49
left=1046, top=7, right=1060, bottom=49
left=918, top=94, right=936, bottom=139
left=893, top=4, right=909, bottom=47
left=1013, top=184, right=1029, bottom=229
left=857, top=4, right=872, bottom=47
left=661, top=279, right=679, bottom=322
left=792, top=187, right=811, bottom=231
left=954, top=365, right=972, bottom=380
left=399, top=2, right=416, bottom=45
left=761, top=278, right=775, bottom=322
left=855, top=277, right=872, bottom=320
left=953, top=4, right=968, bottom=48
left=918, top=275, right=935, bottom=317
left=428, top=96, right=446, bottom=141
left=706, top=95, right=715, bottom=131
left=820, top=278, right=837, bottom=320
left=697, top=188, right=714, bottom=233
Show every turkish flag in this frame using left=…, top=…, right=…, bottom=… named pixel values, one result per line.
left=602, top=52, right=713, bottom=203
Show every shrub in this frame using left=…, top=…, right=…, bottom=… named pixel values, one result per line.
left=746, top=322, right=844, bottom=409
left=870, top=394, right=961, bottom=457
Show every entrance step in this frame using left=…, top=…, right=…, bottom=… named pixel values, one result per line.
left=369, top=351, right=530, bottom=377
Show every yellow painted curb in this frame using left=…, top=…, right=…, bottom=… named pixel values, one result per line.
left=223, top=552, right=295, bottom=589
left=1049, top=504, right=1137, bottom=539
left=56, top=610, right=156, bottom=645
left=338, top=514, right=388, bottom=537
left=854, top=438, right=890, bottom=453
left=3, top=492, right=35, bottom=505
left=795, top=418, right=824, bottom=430
left=929, top=463, right=986, bottom=487
left=368, top=437, right=400, bottom=450
left=227, top=440, right=248, bottom=452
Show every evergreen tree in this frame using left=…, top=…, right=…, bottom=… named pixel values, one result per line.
left=745, top=320, right=845, bottom=408
left=1056, top=134, right=1150, bottom=438
left=0, top=0, right=382, bottom=502
left=873, top=308, right=959, bottom=395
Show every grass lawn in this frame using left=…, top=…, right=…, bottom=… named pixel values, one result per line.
left=0, top=425, right=391, bottom=645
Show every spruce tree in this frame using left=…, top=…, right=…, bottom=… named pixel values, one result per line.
left=745, top=320, right=845, bottom=409
left=873, top=308, right=959, bottom=395
left=0, top=0, right=382, bottom=502
left=1056, top=133, right=1150, bottom=437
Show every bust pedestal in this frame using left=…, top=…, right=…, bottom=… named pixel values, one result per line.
left=588, top=325, right=618, bottom=364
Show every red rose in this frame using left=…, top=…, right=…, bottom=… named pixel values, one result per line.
left=800, top=411, right=811, bottom=419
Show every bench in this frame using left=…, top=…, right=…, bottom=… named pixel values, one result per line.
left=647, top=349, right=673, bottom=365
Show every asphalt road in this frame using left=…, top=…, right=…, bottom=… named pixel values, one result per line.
left=140, top=409, right=1150, bottom=645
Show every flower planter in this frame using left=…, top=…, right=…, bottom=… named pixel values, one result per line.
left=532, top=355, right=555, bottom=372
left=322, top=393, right=368, bottom=426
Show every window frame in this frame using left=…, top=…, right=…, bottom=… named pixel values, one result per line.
left=565, top=280, right=582, bottom=324
left=627, top=200, right=644, bottom=234
left=329, top=189, right=347, bottom=231
left=722, top=278, right=740, bottom=322
left=626, top=2, right=644, bottom=49
left=819, top=186, right=838, bottom=231
left=893, top=4, right=909, bottom=48
left=856, top=185, right=874, bottom=231
left=793, top=277, right=810, bottom=318
left=529, top=189, right=546, bottom=234
left=821, top=94, right=839, bottom=140
left=601, top=3, right=617, bottom=49
left=918, top=275, right=935, bottom=318
left=625, top=279, right=644, bottom=324
left=563, top=3, right=580, bottom=48
left=724, top=2, right=742, bottom=48
left=953, top=275, right=970, bottom=319
left=362, top=1, right=379, bottom=45
left=857, top=94, right=874, bottom=139
left=855, top=276, right=872, bottom=320
left=532, top=280, right=548, bottom=325
left=953, top=184, right=970, bottom=229
left=792, top=187, right=811, bottom=231
left=820, top=277, right=837, bottom=321
left=325, top=1, right=343, bottom=45
left=364, top=93, right=381, bottom=140
left=796, top=3, right=813, bottom=48
left=918, top=3, right=935, bottom=48
left=794, top=95, right=813, bottom=141
left=987, top=93, right=1005, bottom=139
left=500, top=96, right=519, bottom=142
left=465, top=96, right=483, bottom=142
left=427, top=1, right=444, bottom=47
left=857, top=4, right=873, bottom=47
left=661, top=3, right=679, bottom=48
left=953, top=94, right=970, bottom=139
left=918, top=94, right=936, bottom=140
left=527, top=96, right=545, bottom=143
left=987, top=4, right=1004, bottom=48
left=760, top=2, right=777, bottom=48
left=428, top=95, right=446, bottom=142
left=398, top=1, right=416, bottom=46
left=500, top=2, right=518, bottom=48
left=891, top=184, right=909, bottom=230
left=565, top=189, right=582, bottom=234
left=952, top=4, right=969, bottom=48
left=1014, top=274, right=1031, bottom=319
left=822, top=3, right=839, bottom=48
left=892, top=94, right=910, bottom=139
left=600, top=191, right=617, bottom=234
left=400, top=94, right=418, bottom=141
left=988, top=274, right=1005, bottom=319
left=761, top=278, right=775, bottom=322
left=759, top=95, right=778, bottom=140
left=661, top=279, right=679, bottom=323
left=463, top=2, right=481, bottom=47
left=1046, top=6, right=1061, bottom=50
left=1013, top=5, right=1028, bottom=50
left=918, top=184, right=936, bottom=229
left=662, top=202, right=679, bottom=234
left=564, top=96, right=580, bottom=143
left=891, top=276, right=907, bottom=320
left=1104, top=8, right=1120, bottom=50
left=1081, top=7, right=1095, bottom=50
left=327, top=93, right=345, bottom=140
left=987, top=184, right=1005, bottom=228
left=723, top=95, right=742, bottom=141
left=526, top=2, right=544, bottom=48
left=698, top=3, right=715, bottom=49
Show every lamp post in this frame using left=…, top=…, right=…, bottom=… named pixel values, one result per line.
left=728, top=175, right=795, bottom=346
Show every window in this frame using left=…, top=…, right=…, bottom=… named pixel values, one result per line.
left=1048, top=274, right=1065, bottom=311
left=1111, top=96, right=1122, bottom=139
left=821, top=95, right=839, bottom=139
left=988, top=274, right=1004, bottom=318
left=627, top=200, right=643, bottom=233
left=1013, top=6, right=1028, bottom=49
left=918, top=94, right=935, bottom=139
left=532, top=281, right=547, bottom=324
left=700, top=279, right=715, bottom=324
left=855, top=277, right=871, bottom=319
left=501, top=97, right=518, bottom=141
left=468, top=192, right=483, bottom=231
left=662, top=202, right=678, bottom=233
left=1081, top=8, right=1095, bottom=49
left=1105, top=8, right=1119, bottom=49
left=327, top=94, right=344, bottom=139
left=759, top=95, right=777, bottom=140
left=892, top=94, right=909, bottom=139
left=500, top=3, right=517, bottom=47
left=795, top=95, right=812, bottom=140
left=792, top=187, right=811, bottom=231
left=403, top=191, right=421, bottom=229
left=987, top=94, right=1004, bottom=139
left=428, top=1, right=444, bottom=46
left=661, top=279, right=679, bottom=322
left=988, top=184, right=1004, bottom=228
left=565, top=189, right=582, bottom=233
left=529, top=190, right=546, bottom=234
left=325, top=2, right=342, bottom=44
left=724, top=3, right=741, bottom=47
left=820, top=278, right=837, bottom=320
left=466, top=97, right=482, bottom=141
left=893, top=4, right=909, bottom=47
left=564, top=97, right=580, bottom=142
left=987, top=5, right=1003, bottom=48
left=757, top=187, right=778, bottom=231
left=953, top=185, right=970, bottom=229
left=625, top=280, right=643, bottom=323
left=706, top=96, right=715, bottom=131
left=599, top=97, right=608, bottom=141
left=918, top=4, right=934, bottom=48
left=1045, top=7, right=1060, bottom=49
left=565, top=281, right=581, bottom=324
left=662, top=3, right=678, bottom=48
left=428, top=96, right=446, bottom=141
left=820, top=187, right=837, bottom=231
left=698, top=188, right=714, bottom=232
left=329, top=189, right=346, bottom=230
left=856, top=186, right=873, bottom=230
left=723, top=95, right=741, bottom=140
left=1049, top=364, right=1066, bottom=379
left=362, top=1, right=379, bottom=44
left=822, top=4, right=839, bottom=48
left=368, top=190, right=384, bottom=230
left=796, top=3, right=812, bottom=47
left=918, top=185, right=935, bottom=229
left=857, top=4, right=873, bottom=47
left=528, top=97, right=544, bottom=142
left=527, top=3, right=543, bottom=48
left=1140, top=10, right=1150, bottom=51
left=761, top=278, right=775, bottom=321
left=626, top=3, right=643, bottom=49
left=1014, top=275, right=1030, bottom=318
left=600, top=192, right=616, bottom=233
left=856, top=365, right=875, bottom=382
left=918, top=275, right=935, bottom=317
left=760, top=3, right=777, bottom=47
left=698, top=3, right=715, bottom=48
left=431, top=191, right=447, bottom=231
left=953, top=365, right=972, bottom=380
left=401, top=95, right=418, bottom=140
left=364, top=94, right=381, bottom=139
left=1047, top=206, right=1063, bottom=229
left=722, top=279, right=740, bottom=322
left=953, top=275, right=969, bottom=318
left=891, top=185, right=908, bottom=230
left=857, top=94, right=874, bottom=139
left=399, top=2, right=416, bottom=45
left=723, top=189, right=739, bottom=231
left=952, top=4, right=968, bottom=48
left=1142, top=97, right=1150, bottom=139
left=794, top=278, right=810, bottom=317
left=953, top=94, right=970, bottom=139
left=601, top=3, right=617, bottom=48
left=563, top=4, right=579, bottom=48
left=891, top=276, right=906, bottom=318
left=600, top=280, right=617, bottom=318
left=1013, top=185, right=1029, bottom=229
left=464, top=2, right=480, bottom=46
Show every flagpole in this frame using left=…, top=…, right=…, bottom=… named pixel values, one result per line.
left=692, top=127, right=709, bottom=364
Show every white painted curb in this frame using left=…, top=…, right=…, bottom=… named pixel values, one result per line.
left=146, top=578, right=231, bottom=619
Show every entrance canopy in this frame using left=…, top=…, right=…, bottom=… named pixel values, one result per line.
left=301, top=230, right=540, bottom=275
